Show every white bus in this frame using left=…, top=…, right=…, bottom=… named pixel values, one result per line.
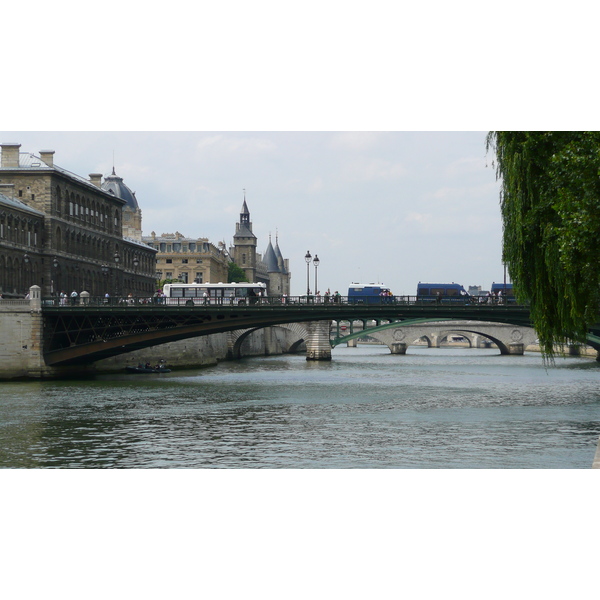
left=161, top=282, right=267, bottom=305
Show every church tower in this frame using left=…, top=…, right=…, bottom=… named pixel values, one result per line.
left=232, top=195, right=257, bottom=282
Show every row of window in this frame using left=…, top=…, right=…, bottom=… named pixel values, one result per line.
left=157, top=258, right=203, bottom=264
left=156, top=271, right=204, bottom=284
left=147, top=242, right=212, bottom=253
left=56, top=185, right=121, bottom=235
left=0, top=254, right=39, bottom=295
left=56, top=227, right=155, bottom=274
left=0, top=214, right=42, bottom=248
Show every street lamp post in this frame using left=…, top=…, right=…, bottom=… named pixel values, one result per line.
left=101, top=264, right=110, bottom=302
left=114, top=251, right=120, bottom=297
left=133, top=254, right=140, bottom=296
left=23, top=253, right=30, bottom=292
left=313, top=254, right=320, bottom=295
left=53, top=257, right=60, bottom=299
left=304, top=251, right=312, bottom=296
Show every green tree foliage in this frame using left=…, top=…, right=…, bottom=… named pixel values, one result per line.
left=228, top=262, right=248, bottom=283
left=487, top=132, right=600, bottom=356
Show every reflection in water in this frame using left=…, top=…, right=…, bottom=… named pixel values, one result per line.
left=1, top=346, right=599, bottom=468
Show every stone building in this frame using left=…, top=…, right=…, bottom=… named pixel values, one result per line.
left=0, top=186, right=45, bottom=296
left=143, top=231, right=229, bottom=284
left=230, top=198, right=291, bottom=295
left=0, top=143, right=156, bottom=298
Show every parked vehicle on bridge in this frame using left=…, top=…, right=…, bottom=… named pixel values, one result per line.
left=347, top=283, right=392, bottom=304
left=161, top=282, right=267, bottom=305
left=416, top=282, right=470, bottom=303
left=490, top=282, right=515, bottom=303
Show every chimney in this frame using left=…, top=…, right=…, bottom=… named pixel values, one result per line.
left=89, top=173, right=103, bottom=187
left=39, top=150, right=55, bottom=167
left=1, top=143, right=21, bottom=168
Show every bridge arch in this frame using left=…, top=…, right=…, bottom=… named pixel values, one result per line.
left=335, top=320, right=537, bottom=356
left=228, top=322, right=310, bottom=359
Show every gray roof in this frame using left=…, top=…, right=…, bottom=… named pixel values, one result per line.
left=0, top=152, right=125, bottom=204
left=274, top=240, right=287, bottom=274
left=234, top=223, right=256, bottom=238
left=263, top=240, right=280, bottom=273
left=0, top=191, right=45, bottom=216
left=234, top=201, right=256, bottom=238
left=102, top=169, right=139, bottom=211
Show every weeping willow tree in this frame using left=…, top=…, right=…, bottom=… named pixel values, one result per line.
left=487, top=132, right=600, bottom=357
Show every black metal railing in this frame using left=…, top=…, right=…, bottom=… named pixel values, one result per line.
left=41, top=294, right=524, bottom=308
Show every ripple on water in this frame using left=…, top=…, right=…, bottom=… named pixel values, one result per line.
left=0, top=347, right=599, bottom=468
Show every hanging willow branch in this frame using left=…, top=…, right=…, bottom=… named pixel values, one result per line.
left=487, top=132, right=600, bottom=357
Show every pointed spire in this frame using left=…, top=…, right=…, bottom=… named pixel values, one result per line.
left=234, top=189, right=255, bottom=238
left=274, top=229, right=286, bottom=274
left=241, top=190, right=250, bottom=216
left=264, top=236, right=279, bottom=272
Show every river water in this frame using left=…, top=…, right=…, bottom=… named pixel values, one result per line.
left=1, top=345, right=599, bottom=469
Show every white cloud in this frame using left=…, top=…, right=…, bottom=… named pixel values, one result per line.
left=340, top=158, right=407, bottom=182
left=329, top=132, right=386, bottom=150
left=444, top=156, right=488, bottom=177
left=194, top=134, right=277, bottom=157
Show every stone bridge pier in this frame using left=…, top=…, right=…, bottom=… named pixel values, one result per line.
left=367, top=321, right=538, bottom=356
left=305, top=320, right=332, bottom=360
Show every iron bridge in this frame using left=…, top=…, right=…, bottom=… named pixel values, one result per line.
left=40, top=295, right=600, bottom=365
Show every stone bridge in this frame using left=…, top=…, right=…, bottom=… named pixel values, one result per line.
left=334, top=320, right=538, bottom=355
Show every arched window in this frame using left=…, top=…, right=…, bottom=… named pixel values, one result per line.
left=56, top=185, right=62, bottom=215
left=55, top=226, right=62, bottom=252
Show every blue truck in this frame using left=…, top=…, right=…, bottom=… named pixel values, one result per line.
left=416, top=282, right=469, bottom=303
left=347, top=283, right=392, bottom=304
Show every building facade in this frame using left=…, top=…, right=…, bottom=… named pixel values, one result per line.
left=0, top=143, right=156, bottom=298
left=143, top=231, right=229, bottom=284
left=0, top=186, right=45, bottom=297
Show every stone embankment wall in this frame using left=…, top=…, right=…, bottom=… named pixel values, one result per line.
left=0, top=299, right=47, bottom=379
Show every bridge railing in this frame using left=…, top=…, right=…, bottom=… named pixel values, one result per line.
left=41, top=294, right=523, bottom=308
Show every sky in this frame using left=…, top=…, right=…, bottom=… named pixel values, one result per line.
left=3, top=130, right=502, bottom=296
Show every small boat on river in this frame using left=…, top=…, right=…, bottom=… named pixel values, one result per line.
left=126, top=363, right=171, bottom=374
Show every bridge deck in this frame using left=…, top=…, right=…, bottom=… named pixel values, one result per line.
left=41, top=295, right=536, bottom=365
